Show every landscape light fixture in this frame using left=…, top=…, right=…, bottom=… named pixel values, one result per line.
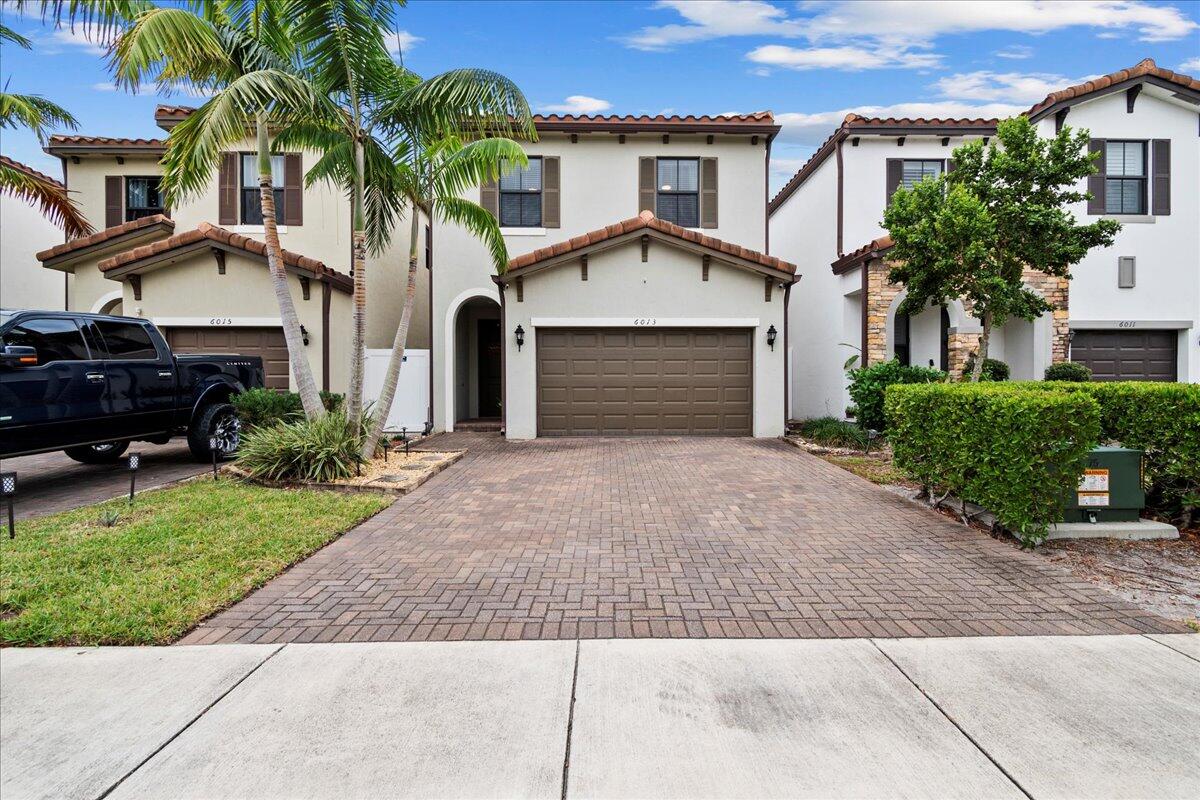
left=766, top=325, right=778, bottom=351
left=209, top=437, right=220, bottom=480
left=1, top=472, right=16, bottom=539
left=401, top=427, right=410, bottom=456
left=382, top=439, right=391, bottom=463
left=514, top=325, right=525, bottom=351
left=127, top=452, right=141, bottom=504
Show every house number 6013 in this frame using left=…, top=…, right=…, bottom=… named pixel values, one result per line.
left=633, top=318, right=658, bottom=326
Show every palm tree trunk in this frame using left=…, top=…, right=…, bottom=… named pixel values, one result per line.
left=346, top=138, right=367, bottom=424
left=257, top=114, right=324, bottom=418
left=971, top=310, right=992, bottom=382
left=361, top=200, right=420, bottom=460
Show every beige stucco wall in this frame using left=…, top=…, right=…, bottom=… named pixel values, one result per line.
left=502, top=238, right=788, bottom=439
left=1, top=193, right=69, bottom=310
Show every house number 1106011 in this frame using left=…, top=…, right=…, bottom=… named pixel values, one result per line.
left=633, top=318, right=658, bottom=326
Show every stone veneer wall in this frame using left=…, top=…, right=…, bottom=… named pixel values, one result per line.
left=864, top=257, right=1069, bottom=376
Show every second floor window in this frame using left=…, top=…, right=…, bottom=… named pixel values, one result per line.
left=125, top=177, right=164, bottom=221
left=241, top=154, right=285, bottom=225
left=1104, top=141, right=1145, bottom=214
left=499, top=157, right=542, bottom=227
left=656, top=158, right=699, bottom=227
left=900, top=160, right=943, bottom=190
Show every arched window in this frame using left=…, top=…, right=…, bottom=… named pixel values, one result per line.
left=894, top=310, right=911, bottom=366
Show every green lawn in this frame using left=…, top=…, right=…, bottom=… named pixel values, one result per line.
left=0, top=479, right=390, bottom=646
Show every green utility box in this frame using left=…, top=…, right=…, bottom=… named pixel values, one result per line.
left=1062, top=446, right=1145, bottom=523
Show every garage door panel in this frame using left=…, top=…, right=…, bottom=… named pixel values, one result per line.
left=166, top=326, right=289, bottom=391
left=1071, top=330, right=1177, bottom=381
left=537, top=327, right=752, bottom=436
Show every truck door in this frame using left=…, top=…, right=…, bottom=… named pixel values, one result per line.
left=0, top=316, right=107, bottom=455
left=92, top=318, right=177, bottom=439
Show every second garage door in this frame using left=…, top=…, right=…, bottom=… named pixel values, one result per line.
left=537, top=328, right=752, bottom=436
left=165, top=327, right=290, bottom=390
left=1070, top=330, right=1177, bottom=381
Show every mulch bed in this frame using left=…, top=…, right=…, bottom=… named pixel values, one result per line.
left=226, top=450, right=464, bottom=495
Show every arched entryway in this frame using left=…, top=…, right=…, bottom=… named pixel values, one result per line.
left=448, top=294, right=502, bottom=428
left=90, top=290, right=123, bottom=316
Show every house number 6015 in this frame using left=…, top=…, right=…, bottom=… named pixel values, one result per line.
left=209, top=318, right=234, bottom=326
left=633, top=318, right=657, bottom=326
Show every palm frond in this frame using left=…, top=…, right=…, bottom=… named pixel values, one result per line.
left=435, top=196, right=509, bottom=274
left=0, top=22, right=32, bottom=49
left=109, top=7, right=231, bottom=92
left=0, top=92, right=79, bottom=143
left=383, top=68, right=536, bottom=142
left=32, top=0, right=153, bottom=40
left=0, top=160, right=94, bottom=238
left=432, top=137, right=527, bottom=199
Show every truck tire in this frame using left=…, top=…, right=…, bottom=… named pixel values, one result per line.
left=188, top=402, right=241, bottom=462
left=64, top=441, right=129, bottom=464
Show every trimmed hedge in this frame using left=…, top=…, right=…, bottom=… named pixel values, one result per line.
left=886, top=383, right=1101, bottom=545
left=1044, top=362, right=1091, bottom=382
left=848, top=359, right=945, bottom=431
left=232, top=389, right=346, bottom=431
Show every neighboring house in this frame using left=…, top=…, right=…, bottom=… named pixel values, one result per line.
left=0, top=155, right=71, bottom=310
left=771, top=59, right=1200, bottom=421
left=34, top=105, right=428, bottom=397
left=433, top=112, right=792, bottom=438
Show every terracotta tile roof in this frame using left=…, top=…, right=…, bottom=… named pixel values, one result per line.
left=1, top=154, right=65, bottom=189
left=37, top=214, right=174, bottom=263
left=155, top=104, right=197, bottom=117
left=831, top=235, right=895, bottom=275
left=45, top=135, right=166, bottom=154
left=98, top=221, right=352, bottom=290
left=507, top=210, right=796, bottom=276
left=842, top=113, right=1000, bottom=128
left=1027, top=58, right=1200, bottom=118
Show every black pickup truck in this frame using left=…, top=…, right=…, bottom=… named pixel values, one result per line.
left=1, top=309, right=263, bottom=463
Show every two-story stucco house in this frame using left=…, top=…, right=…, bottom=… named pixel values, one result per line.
left=29, top=107, right=794, bottom=439
left=771, top=59, right=1199, bottom=421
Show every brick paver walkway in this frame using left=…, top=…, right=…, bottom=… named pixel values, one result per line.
left=182, top=433, right=1186, bottom=644
left=1, top=441, right=205, bottom=521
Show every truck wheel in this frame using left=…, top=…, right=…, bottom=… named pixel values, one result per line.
left=64, top=441, right=130, bottom=464
left=188, top=402, right=241, bottom=462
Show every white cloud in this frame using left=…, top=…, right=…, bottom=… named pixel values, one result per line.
left=931, top=70, right=1091, bottom=104
left=748, top=43, right=941, bottom=71
left=91, top=82, right=117, bottom=92
left=620, top=1, right=804, bottom=51
left=774, top=101, right=1026, bottom=147
left=1179, top=57, right=1200, bottom=73
left=995, top=44, right=1034, bottom=59
left=386, top=29, right=422, bottom=56
left=540, top=95, right=613, bottom=114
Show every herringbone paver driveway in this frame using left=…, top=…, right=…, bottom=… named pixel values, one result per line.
left=182, top=433, right=1186, bottom=644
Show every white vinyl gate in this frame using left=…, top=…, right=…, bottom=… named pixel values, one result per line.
left=363, top=349, right=429, bottom=432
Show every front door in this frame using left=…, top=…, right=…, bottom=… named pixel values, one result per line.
left=477, top=319, right=502, bottom=418
left=0, top=316, right=108, bottom=455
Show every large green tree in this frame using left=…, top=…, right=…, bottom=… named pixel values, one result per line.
left=883, top=115, right=1120, bottom=381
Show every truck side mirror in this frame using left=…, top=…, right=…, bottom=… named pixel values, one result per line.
left=0, top=346, right=38, bottom=368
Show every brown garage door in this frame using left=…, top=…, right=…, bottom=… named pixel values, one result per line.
left=537, top=328, right=752, bottom=436
left=165, top=327, right=290, bottom=390
left=1070, top=330, right=1177, bottom=381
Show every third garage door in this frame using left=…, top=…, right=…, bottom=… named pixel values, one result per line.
left=165, top=327, right=290, bottom=390
left=537, top=328, right=752, bottom=436
left=1070, top=330, right=1177, bottom=381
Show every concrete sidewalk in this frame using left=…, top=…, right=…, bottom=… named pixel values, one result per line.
left=2, top=635, right=1197, bottom=800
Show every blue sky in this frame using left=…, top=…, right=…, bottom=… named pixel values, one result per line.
left=3, top=0, right=1198, bottom=192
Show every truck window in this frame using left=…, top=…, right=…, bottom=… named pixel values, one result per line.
left=94, top=320, right=159, bottom=360
left=2, top=318, right=92, bottom=364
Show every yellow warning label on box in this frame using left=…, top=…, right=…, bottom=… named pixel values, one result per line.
left=1079, top=469, right=1109, bottom=492
left=1078, top=491, right=1110, bottom=507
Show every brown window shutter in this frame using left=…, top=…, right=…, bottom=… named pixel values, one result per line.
left=700, top=157, right=718, bottom=228
left=885, top=159, right=903, bottom=206
left=480, top=174, right=498, bottom=219
left=1151, top=139, right=1170, bottom=216
left=542, top=156, right=560, bottom=228
left=283, top=153, right=303, bottom=225
left=946, top=158, right=955, bottom=173
left=105, top=176, right=123, bottom=228
left=638, top=157, right=656, bottom=214
left=218, top=152, right=238, bottom=225
left=1087, top=139, right=1106, bottom=215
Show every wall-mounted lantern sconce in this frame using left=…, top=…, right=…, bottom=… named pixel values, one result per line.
left=515, top=324, right=526, bottom=351
left=766, top=325, right=778, bottom=351
left=1, top=471, right=16, bottom=539
left=300, top=325, right=310, bottom=346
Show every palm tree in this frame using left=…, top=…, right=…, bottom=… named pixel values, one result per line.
left=109, top=1, right=330, bottom=418
left=0, top=22, right=92, bottom=238
left=356, top=68, right=536, bottom=459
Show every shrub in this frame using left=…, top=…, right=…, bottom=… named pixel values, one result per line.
left=886, top=383, right=1101, bottom=546
left=236, top=411, right=366, bottom=483
left=961, top=355, right=1010, bottom=382
left=848, top=359, right=945, bottom=431
left=797, top=417, right=868, bottom=448
left=320, top=391, right=344, bottom=413
left=232, top=388, right=302, bottom=430
left=1044, top=362, right=1092, bottom=382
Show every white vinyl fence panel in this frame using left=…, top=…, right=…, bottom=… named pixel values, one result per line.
left=363, top=348, right=429, bottom=432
